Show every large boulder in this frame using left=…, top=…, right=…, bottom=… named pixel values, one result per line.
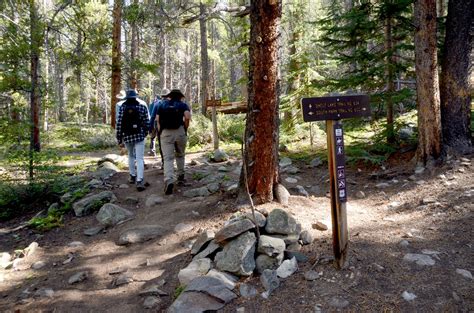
left=274, top=184, right=290, bottom=205
left=215, top=219, right=255, bottom=244
left=257, top=235, right=286, bottom=257
left=73, top=191, right=117, bottom=217
left=215, top=232, right=256, bottom=276
left=183, top=187, right=211, bottom=198
left=211, top=149, right=229, bottom=163
left=184, top=276, right=237, bottom=303
left=93, top=161, right=120, bottom=180
left=178, top=258, right=212, bottom=286
left=96, top=203, right=133, bottom=227
left=265, top=208, right=297, bottom=235
left=168, top=292, right=225, bottom=313
left=191, top=230, right=215, bottom=255
left=116, top=225, right=164, bottom=245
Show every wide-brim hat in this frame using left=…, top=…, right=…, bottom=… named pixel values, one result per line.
left=160, top=88, right=170, bottom=97
left=126, top=89, right=138, bottom=99
left=167, top=89, right=185, bottom=99
left=116, top=90, right=126, bottom=100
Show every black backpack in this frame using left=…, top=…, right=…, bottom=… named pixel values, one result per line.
left=121, top=99, right=143, bottom=136
left=159, top=100, right=184, bottom=130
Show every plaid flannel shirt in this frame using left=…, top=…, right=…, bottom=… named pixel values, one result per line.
left=116, top=98, right=150, bottom=144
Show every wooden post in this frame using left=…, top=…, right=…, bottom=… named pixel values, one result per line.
left=212, top=99, right=219, bottom=150
left=326, top=120, right=348, bottom=269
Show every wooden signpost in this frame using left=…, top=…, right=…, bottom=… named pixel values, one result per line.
left=301, top=95, right=370, bottom=269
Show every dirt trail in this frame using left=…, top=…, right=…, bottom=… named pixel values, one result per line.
left=0, top=151, right=473, bottom=312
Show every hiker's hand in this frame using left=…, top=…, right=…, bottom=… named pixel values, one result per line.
left=119, top=143, right=124, bottom=148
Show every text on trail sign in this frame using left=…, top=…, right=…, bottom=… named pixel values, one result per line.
left=301, top=95, right=371, bottom=122
left=334, top=123, right=347, bottom=202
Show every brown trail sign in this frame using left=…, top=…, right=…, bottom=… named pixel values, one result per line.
left=301, top=95, right=370, bottom=269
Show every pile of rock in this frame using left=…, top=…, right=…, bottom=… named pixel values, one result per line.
left=170, top=207, right=313, bottom=311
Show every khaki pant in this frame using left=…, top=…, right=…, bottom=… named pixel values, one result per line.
left=161, top=126, right=187, bottom=183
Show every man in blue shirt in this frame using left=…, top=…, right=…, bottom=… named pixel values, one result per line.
left=149, top=88, right=170, bottom=167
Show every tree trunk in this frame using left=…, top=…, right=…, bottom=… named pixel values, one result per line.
left=241, top=0, right=281, bottom=204
left=440, top=0, right=474, bottom=154
left=199, top=2, right=209, bottom=115
left=111, top=0, right=122, bottom=129
left=385, top=15, right=395, bottom=143
left=184, top=30, right=192, bottom=102
left=130, top=0, right=139, bottom=90
left=414, top=0, right=442, bottom=165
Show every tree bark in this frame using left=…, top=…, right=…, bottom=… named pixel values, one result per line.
left=241, top=0, right=281, bottom=204
left=111, top=0, right=122, bottom=129
left=414, top=0, right=442, bottom=164
left=199, top=2, right=210, bottom=115
left=30, top=0, right=41, bottom=153
left=385, top=15, right=395, bottom=143
left=440, top=0, right=474, bottom=154
left=130, top=0, right=139, bottom=90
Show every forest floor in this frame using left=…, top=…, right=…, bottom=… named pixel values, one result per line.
left=0, top=148, right=473, bottom=312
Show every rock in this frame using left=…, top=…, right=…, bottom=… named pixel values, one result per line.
left=212, top=149, right=229, bottom=162
left=94, top=161, right=120, bottom=180
left=184, top=276, right=237, bottom=303
left=218, top=166, right=229, bottom=172
left=25, top=242, right=39, bottom=257
left=183, top=187, right=211, bottom=198
left=272, top=234, right=299, bottom=245
left=31, top=261, right=46, bottom=270
left=113, top=274, right=133, bottom=286
left=329, top=296, right=350, bottom=308
left=191, top=230, right=215, bottom=255
left=143, top=296, right=161, bottom=309
left=83, top=226, right=104, bottom=236
left=226, top=183, right=239, bottom=192
left=304, top=270, right=320, bottom=281
left=125, top=196, right=139, bottom=204
left=279, top=157, right=292, bottom=167
left=294, top=185, right=309, bottom=197
left=47, top=203, right=59, bottom=214
left=455, top=268, right=472, bottom=280
left=299, top=230, right=313, bottom=245
left=402, top=291, right=417, bottom=301
left=96, top=204, right=133, bottom=227
left=256, top=253, right=283, bottom=273
left=355, top=190, right=366, bottom=199
left=309, top=157, right=322, bottom=168
left=274, top=184, right=290, bottom=205
left=73, top=191, right=117, bottom=217
left=0, top=252, right=11, bottom=269
left=207, top=182, right=220, bottom=193
left=243, top=211, right=266, bottom=228
left=261, top=269, right=280, bottom=293
left=399, top=240, right=410, bottom=248
left=284, top=166, right=300, bottom=174
left=239, top=283, right=257, bottom=298
left=34, top=288, right=54, bottom=298
left=178, top=258, right=212, bottom=285
left=206, top=269, right=238, bottom=290
left=403, top=253, right=435, bottom=266
left=265, top=208, right=297, bottom=235
left=117, top=225, right=164, bottom=245
left=398, top=126, right=415, bottom=141
left=87, top=179, right=103, bottom=189
left=287, top=242, right=302, bottom=252
left=414, top=166, right=425, bottom=174
left=174, top=223, right=194, bottom=234
left=68, top=241, right=85, bottom=248
left=285, top=177, right=298, bottom=184
left=145, top=194, right=164, bottom=207
left=285, top=251, right=309, bottom=263
left=215, top=231, right=256, bottom=276
left=215, top=219, right=255, bottom=243
left=168, top=291, right=224, bottom=313
left=422, top=197, right=437, bottom=204
left=276, top=257, right=298, bottom=278
left=139, top=285, right=168, bottom=297
left=98, top=154, right=127, bottom=166
left=12, top=258, right=28, bottom=271
left=193, top=240, right=220, bottom=260
left=387, top=201, right=401, bottom=209
left=60, top=192, right=73, bottom=204
left=376, top=182, right=390, bottom=188
left=258, top=235, right=286, bottom=257
left=118, top=184, right=129, bottom=189
left=68, top=271, right=88, bottom=284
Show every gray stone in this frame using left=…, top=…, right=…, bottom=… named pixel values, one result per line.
left=168, top=291, right=224, bottom=313
left=243, top=210, right=266, bottom=227
left=398, top=126, right=415, bottom=141
left=272, top=234, right=299, bottom=245
left=183, top=187, right=211, bottom=198
left=178, top=258, right=212, bottom=285
left=174, top=223, right=194, bottom=234
left=207, top=182, right=220, bottom=193
left=114, top=274, right=133, bottom=286
left=355, top=190, right=366, bottom=199
left=265, top=208, right=297, bottom=235
left=68, top=271, right=88, bottom=284
left=212, top=149, right=229, bottom=162
left=83, top=226, right=104, bottom=236
left=118, top=184, right=129, bottom=189
left=329, top=296, right=350, bottom=308
left=285, top=177, right=298, bottom=184
left=200, top=173, right=226, bottom=184
left=117, top=225, right=164, bottom=245
left=258, top=235, right=286, bottom=257
left=193, top=240, right=220, bottom=260
left=34, top=288, right=54, bottom=298
left=73, top=191, right=117, bottom=217
left=376, top=182, right=390, bottom=189
left=401, top=291, right=417, bottom=301
left=279, top=157, right=292, bottom=167
left=94, top=161, right=120, bottom=179
left=215, top=219, right=255, bottom=243
left=309, top=157, right=322, bottom=168
left=274, top=184, right=290, bottom=205
left=185, top=276, right=237, bottom=303
left=414, top=166, right=425, bottom=174
left=239, top=283, right=257, bottom=298
left=276, top=257, right=298, bottom=278
left=60, top=192, right=73, bottom=204
left=456, top=268, right=472, bottom=279
left=422, top=197, right=437, bottom=204
left=31, top=261, right=46, bottom=270
left=403, top=253, right=435, bottom=266
left=256, top=253, right=283, bottom=273
left=98, top=154, right=127, bottom=166
left=47, top=203, right=59, bottom=214
left=145, top=194, right=164, bottom=207
left=304, top=270, right=320, bottom=281
left=25, top=242, right=39, bottom=257
left=191, top=230, right=215, bottom=255
left=68, top=241, right=85, bottom=248
left=0, top=252, right=11, bottom=269
left=139, top=285, right=168, bottom=297
left=215, top=231, right=256, bottom=276
left=96, top=203, right=133, bottom=227
left=261, top=269, right=280, bottom=293
left=143, top=296, right=161, bottom=309
left=218, top=166, right=229, bottom=172
left=87, top=179, right=103, bottom=189
left=125, top=196, right=139, bottom=204
left=312, top=221, right=328, bottom=231
left=399, top=240, right=410, bottom=248
left=226, top=183, right=239, bottom=192
left=286, top=242, right=302, bottom=252
left=285, top=251, right=309, bottom=263
left=284, top=166, right=300, bottom=174
left=294, top=185, right=309, bottom=197
left=299, top=230, right=314, bottom=245
left=205, top=269, right=237, bottom=290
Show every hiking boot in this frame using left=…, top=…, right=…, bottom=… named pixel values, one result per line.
left=164, top=181, right=174, bottom=195
left=128, top=175, right=136, bottom=184
left=136, top=180, right=146, bottom=192
left=177, top=174, right=186, bottom=186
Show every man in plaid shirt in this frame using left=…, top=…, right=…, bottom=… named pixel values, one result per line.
left=116, top=89, right=150, bottom=191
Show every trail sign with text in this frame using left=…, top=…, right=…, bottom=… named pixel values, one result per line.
left=301, top=95, right=371, bottom=269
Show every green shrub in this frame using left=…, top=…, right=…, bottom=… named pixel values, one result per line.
left=217, top=114, right=245, bottom=144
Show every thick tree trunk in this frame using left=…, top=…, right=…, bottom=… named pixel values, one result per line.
left=130, top=0, right=139, bottom=90
left=241, top=0, right=281, bottom=204
left=440, top=0, right=474, bottom=154
left=199, top=2, right=210, bottom=115
left=414, top=0, right=442, bottom=164
left=385, top=15, right=395, bottom=143
left=30, top=0, right=41, bottom=153
left=184, top=30, right=192, bottom=102
left=111, top=0, right=122, bottom=129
